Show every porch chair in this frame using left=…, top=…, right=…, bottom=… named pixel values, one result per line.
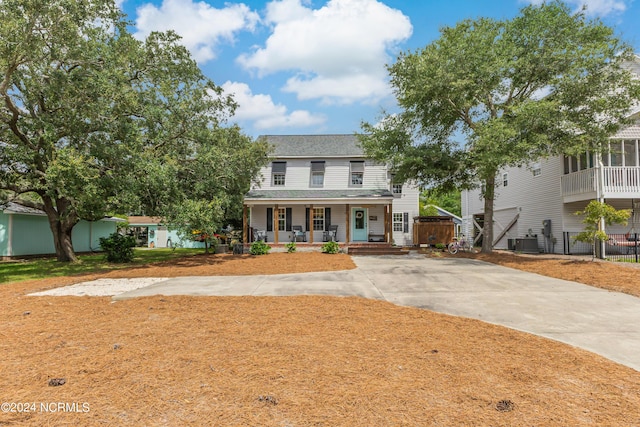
left=323, top=224, right=338, bottom=242
left=254, top=229, right=267, bottom=242
left=292, top=225, right=307, bottom=242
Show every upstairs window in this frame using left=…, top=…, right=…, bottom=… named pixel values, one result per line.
left=350, top=161, right=364, bottom=186
left=390, top=174, right=402, bottom=195
left=502, top=173, right=508, bottom=187
left=272, top=162, right=286, bottom=186
left=532, top=162, right=541, bottom=177
left=310, top=161, right=325, bottom=187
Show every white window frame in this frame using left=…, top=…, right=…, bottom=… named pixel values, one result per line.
left=502, top=173, right=508, bottom=187
left=310, top=161, right=325, bottom=187
left=312, top=207, right=325, bottom=231
left=390, top=173, right=402, bottom=195
left=532, top=162, right=541, bottom=177
left=350, top=161, right=364, bottom=186
left=272, top=162, right=286, bottom=186
left=277, top=208, right=286, bottom=231
left=393, top=212, right=404, bottom=232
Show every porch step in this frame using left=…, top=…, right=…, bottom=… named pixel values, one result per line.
left=347, top=245, right=410, bottom=256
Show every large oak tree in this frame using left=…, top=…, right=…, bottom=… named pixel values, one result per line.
left=360, top=1, right=640, bottom=253
left=0, top=0, right=268, bottom=261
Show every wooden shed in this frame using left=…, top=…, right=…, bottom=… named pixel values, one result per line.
left=413, top=216, right=455, bottom=246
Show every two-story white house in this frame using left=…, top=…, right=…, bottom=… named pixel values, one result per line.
left=461, top=57, right=640, bottom=255
left=242, top=134, right=420, bottom=247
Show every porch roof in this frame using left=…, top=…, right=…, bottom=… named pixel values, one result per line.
left=245, top=189, right=394, bottom=204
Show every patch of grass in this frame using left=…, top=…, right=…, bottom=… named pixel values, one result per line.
left=0, top=248, right=201, bottom=284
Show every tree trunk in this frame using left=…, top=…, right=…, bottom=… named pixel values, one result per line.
left=42, top=196, right=80, bottom=262
left=481, top=174, right=496, bottom=254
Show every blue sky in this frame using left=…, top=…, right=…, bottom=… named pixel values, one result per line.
left=118, top=0, right=640, bottom=139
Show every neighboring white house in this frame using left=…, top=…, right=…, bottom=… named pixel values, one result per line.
left=461, top=56, right=640, bottom=255
left=243, top=135, right=420, bottom=246
left=0, top=202, right=123, bottom=259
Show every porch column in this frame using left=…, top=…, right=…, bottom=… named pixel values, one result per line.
left=385, top=204, right=391, bottom=244
left=309, top=204, right=314, bottom=244
left=242, top=205, right=248, bottom=243
left=345, top=204, right=350, bottom=243
left=274, top=204, right=279, bottom=244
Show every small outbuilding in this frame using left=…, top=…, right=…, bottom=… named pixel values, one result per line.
left=0, top=202, right=123, bottom=259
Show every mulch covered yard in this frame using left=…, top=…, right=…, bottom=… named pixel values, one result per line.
left=2, top=251, right=640, bottom=426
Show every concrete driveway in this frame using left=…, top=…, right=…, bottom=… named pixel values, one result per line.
left=111, top=254, right=640, bottom=372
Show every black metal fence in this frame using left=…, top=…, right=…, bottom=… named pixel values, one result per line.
left=563, top=231, right=640, bottom=262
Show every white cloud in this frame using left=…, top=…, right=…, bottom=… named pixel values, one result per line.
left=222, top=81, right=326, bottom=129
left=284, top=73, right=390, bottom=105
left=133, top=0, right=259, bottom=63
left=237, top=0, right=412, bottom=104
left=524, top=0, right=627, bottom=16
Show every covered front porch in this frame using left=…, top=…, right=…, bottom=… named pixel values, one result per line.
left=242, top=190, right=395, bottom=245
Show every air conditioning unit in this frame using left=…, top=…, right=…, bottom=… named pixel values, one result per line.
left=515, top=237, right=539, bottom=253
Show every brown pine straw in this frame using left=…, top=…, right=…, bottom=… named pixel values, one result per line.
left=1, top=251, right=640, bottom=426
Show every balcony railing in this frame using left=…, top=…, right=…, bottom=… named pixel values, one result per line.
left=602, top=167, right=640, bottom=193
left=561, top=168, right=596, bottom=196
left=561, top=166, right=640, bottom=199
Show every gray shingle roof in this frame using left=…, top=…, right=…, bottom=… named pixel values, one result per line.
left=245, top=189, right=393, bottom=200
left=1, top=202, right=124, bottom=221
left=1, top=202, right=44, bottom=215
left=259, top=134, right=365, bottom=158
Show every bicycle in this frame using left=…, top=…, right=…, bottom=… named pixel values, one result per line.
left=447, top=234, right=472, bottom=255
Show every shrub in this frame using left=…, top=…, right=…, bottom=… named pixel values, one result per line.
left=321, top=240, right=340, bottom=254
left=249, top=240, right=271, bottom=255
left=435, top=243, right=446, bottom=250
left=285, top=241, right=297, bottom=253
left=99, top=233, right=136, bottom=263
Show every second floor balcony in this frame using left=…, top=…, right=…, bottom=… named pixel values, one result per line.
left=561, top=166, right=640, bottom=202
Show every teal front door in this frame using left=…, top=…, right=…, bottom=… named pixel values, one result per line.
left=352, top=208, right=368, bottom=242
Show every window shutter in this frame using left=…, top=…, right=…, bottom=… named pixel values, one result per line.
left=266, top=208, right=273, bottom=232
left=305, top=208, right=310, bottom=231
left=350, top=161, right=364, bottom=172
left=403, top=212, right=409, bottom=233
left=325, top=207, right=331, bottom=231
left=272, top=162, right=286, bottom=173
left=286, top=208, right=292, bottom=231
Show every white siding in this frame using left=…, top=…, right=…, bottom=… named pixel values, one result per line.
left=391, top=183, right=420, bottom=246
left=254, top=159, right=388, bottom=190
left=461, top=156, right=566, bottom=253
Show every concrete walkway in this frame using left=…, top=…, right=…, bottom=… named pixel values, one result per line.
left=113, top=254, right=640, bottom=372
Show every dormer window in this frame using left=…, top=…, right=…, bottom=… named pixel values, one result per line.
left=350, top=161, right=364, bottom=186
left=310, top=161, right=325, bottom=187
left=272, top=162, right=286, bottom=186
